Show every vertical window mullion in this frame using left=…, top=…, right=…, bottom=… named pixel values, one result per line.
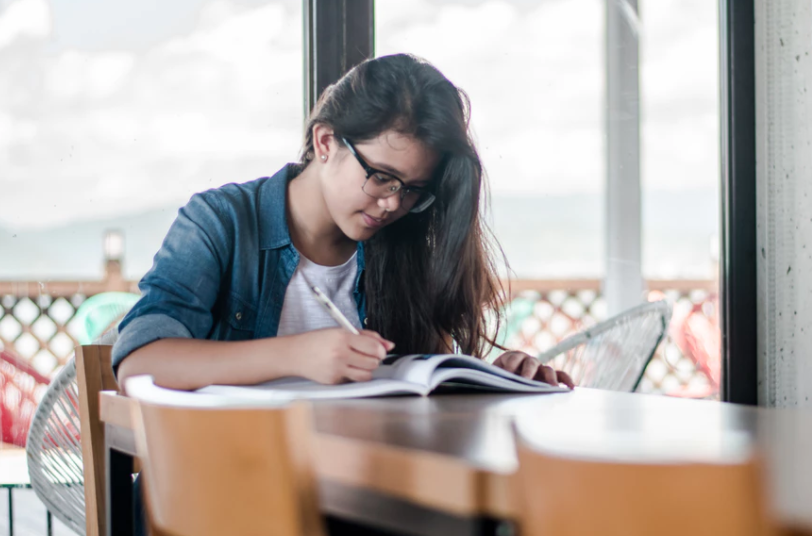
left=304, top=0, right=374, bottom=118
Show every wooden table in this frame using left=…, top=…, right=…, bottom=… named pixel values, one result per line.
left=99, top=388, right=812, bottom=536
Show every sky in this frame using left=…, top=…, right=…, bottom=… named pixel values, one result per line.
left=377, top=0, right=719, bottom=196
left=0, top=0, right=303, bottom=229
left=0, top=0, right=719, bottom=231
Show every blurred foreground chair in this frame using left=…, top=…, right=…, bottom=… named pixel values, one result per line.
left=536, top=300, right=671, bottom=392
left=513, top=424, right=777, bottom=536
left=26, top=292, right=138, bottom=535
left=126, top=376, right=325, bottom=536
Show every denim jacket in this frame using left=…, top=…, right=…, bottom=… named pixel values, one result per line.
left=111, top=164, right=367, bottom=371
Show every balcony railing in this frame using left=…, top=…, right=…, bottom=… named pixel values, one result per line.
left=505, top=279, right=719, bottom=399
left=0, top=265, right=720, bottom=398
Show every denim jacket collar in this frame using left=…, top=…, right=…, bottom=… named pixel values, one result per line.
left=258, top=164, right=296, bottom=250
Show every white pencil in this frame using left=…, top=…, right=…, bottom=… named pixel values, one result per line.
left=307, top=283, right=361, bottom=335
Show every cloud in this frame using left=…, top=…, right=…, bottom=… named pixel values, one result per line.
left=0, top=0, right=720, bottom=230
left=378, top=0, right=604, bottom=194
left=0, top=0, right=303, bottom=228
left=378, top=0, right=719, bottom=195
left=481, top=127, right=604, bottom=194
left=641, top=0, right=720, bottom=191
left=46, top=50, right=136, bottom=100
left=0, top=0, right=50, bottom=49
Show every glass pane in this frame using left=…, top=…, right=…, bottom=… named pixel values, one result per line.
left=376, top=0, right=721, bottom=398
left=640, top=0, right=720, bottom=399
left=377, top=0, right=604, bottom=280
left=0, top=0, right=302, bottom=371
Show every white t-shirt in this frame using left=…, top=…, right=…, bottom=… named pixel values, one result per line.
left=276, top=251, right=363, bottom=337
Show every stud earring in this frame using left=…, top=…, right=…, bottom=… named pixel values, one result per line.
left=320, top=154, right=327, bottom=161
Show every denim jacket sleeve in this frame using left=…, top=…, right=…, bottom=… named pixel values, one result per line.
left=112, top=190, right=233, bottom=371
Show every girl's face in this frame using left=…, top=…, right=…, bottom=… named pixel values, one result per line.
left=320, top=130, right=439, bottom=242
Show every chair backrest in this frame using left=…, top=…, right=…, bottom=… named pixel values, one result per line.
left=72, top=292, right=140, bottom=345
left=513, top=431, right=776, bottom=536
left=75, top=345, right=119, bottom=536
left=132, top=397, right=324, bottom=536
left=537, top=300, right=672, bottom=391
left=26, top=358, right=86, bottom=535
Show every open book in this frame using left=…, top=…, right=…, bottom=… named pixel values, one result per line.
left=196, top=354, right=570, bottom=401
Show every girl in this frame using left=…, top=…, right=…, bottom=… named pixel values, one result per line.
left=114, top=53, right=574, bottom=391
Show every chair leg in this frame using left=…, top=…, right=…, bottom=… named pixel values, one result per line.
left=7, top=488, right=13, bottom=536
left=47, top=510, right=53, bottom=536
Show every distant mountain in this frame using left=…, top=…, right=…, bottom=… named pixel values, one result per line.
left=0, top=206, right=179, bottom=280
left=488, top=188, right=718, bottom=279
left=0, top=188, right=719, bottom=282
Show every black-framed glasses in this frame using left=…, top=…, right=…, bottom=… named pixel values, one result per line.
left=341, top=137, right=436, bottom=214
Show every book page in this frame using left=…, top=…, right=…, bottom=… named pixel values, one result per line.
left=431, top=355, right=560, bottom=387
left=378, top=354, right=559, bottom=389
left=428, top=368, right=569, bottom=393
left=198, top=377, right=426, bottom=400
left=373, top=354, right=444, bottom=385
left=195, top=354, right=568, bottom=401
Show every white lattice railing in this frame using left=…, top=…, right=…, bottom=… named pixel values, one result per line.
left=0, top=270, right=720, bottom=398
left=503, top=279, right=720, bottom=399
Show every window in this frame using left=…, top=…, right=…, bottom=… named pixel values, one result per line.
left=377, top=0, right=722, bottom=397
left=0, top=0, right=303, bottom=373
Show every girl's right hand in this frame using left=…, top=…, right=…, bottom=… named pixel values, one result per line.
left=287, top=328, right=395, bottom=384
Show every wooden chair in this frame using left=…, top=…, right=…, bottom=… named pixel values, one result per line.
left=129, top=388, right=325, bottom=536
left=75, top=344, right=119, bottom=536
left=512, top=427, right=777, bottom=536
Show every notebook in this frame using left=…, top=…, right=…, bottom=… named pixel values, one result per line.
left=196, top=353, right=570, bottom=401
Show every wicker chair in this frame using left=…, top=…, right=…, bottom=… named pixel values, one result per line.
left=536, top=300, right=672, bottom=392
left=25, top=358, right=85, bottom=534
left=25, top=293, right=137, bottom=535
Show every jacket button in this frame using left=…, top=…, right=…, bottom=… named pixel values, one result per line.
left=235, top=312, right=243, bottom=320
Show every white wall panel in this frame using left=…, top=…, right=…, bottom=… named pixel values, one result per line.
left=755, top=0, right=812, bottom=407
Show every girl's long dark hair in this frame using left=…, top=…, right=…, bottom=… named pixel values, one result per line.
left=298, top=54, right=507, bottom=357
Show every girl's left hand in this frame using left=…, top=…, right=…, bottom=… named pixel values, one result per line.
left=492, top=351, right=575, bottom=389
